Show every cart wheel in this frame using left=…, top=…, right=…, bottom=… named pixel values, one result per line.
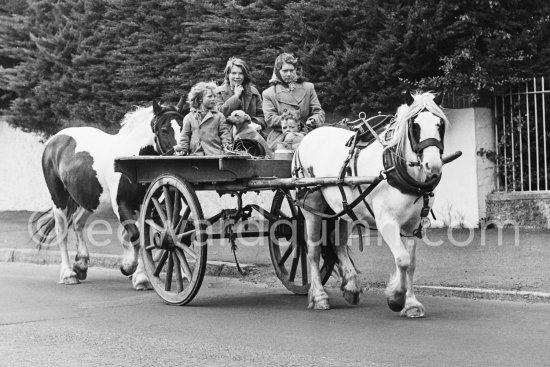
left=140, top=174, right=207, bottom=305
left=268, top=190, right=336, bottom=295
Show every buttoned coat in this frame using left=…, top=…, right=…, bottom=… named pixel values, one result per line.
left=215, top=83, right=265, bottom=130
left=176, top=109, right=233, bottom=156
left=262, top=82, right=325, bottom=148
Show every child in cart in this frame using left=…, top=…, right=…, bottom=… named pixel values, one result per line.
left=174, top=82, right=233, bottom=156
left=280, top=112, right=305, bottom=150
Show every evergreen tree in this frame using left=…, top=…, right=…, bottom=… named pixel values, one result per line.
left=1, top=0, right=549, bottom=136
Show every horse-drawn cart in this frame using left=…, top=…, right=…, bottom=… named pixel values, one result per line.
left=114, top=155, right=377, bottom=305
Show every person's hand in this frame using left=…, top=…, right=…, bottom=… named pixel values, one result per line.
left=174, top=150, right=187, bottom=156
left=305, top=117, right=316, bottom=129
left=234, top=84, right=244, bottom=98
left=249, top=122, right=262, bottom=131
left=284, top=132, right=298, bottom=141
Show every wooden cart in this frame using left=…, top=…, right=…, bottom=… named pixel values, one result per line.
left=115, top=155, right=377, bottom=305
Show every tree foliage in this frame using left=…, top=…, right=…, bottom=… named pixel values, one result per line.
left=1, top=0, right=549, bottom=137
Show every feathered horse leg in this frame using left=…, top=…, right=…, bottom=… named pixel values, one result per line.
left=71, top=208, right=92, bottom=280
left=401, top=238, right=424, bottom=317
left=379, top=219, right=424, bottom=317
left=301, top=191, right=331, bottom=310
left=333, top=219, right=362, bottom=305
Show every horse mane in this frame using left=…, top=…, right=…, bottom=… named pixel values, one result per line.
left=385, top=92, right=449, bottom=152
left=118, top=106, right=154, bottom=135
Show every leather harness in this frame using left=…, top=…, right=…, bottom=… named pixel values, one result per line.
left=293, top=113, right=445, bottom=244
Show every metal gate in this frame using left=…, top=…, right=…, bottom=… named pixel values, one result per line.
left=494, top=77, right=550, bottom=192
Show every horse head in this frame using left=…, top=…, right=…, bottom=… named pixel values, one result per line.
left=151, top=100, right=184, bottom=155
left=401, top=91, right=447, bottom=182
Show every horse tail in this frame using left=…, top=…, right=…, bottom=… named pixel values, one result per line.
left=32, top=199, right=79, bottom=249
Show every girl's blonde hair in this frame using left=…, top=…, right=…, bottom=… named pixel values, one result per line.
left=187, top=81, right=217, bottom=109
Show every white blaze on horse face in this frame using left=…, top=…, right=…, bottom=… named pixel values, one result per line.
left=170, top=119, right=182, bottom=138
left=415, top=112, right=443, bottom=178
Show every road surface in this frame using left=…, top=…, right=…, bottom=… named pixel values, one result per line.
left=0, top=263, right=548, bottom=366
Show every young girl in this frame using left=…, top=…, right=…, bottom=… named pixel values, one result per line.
left=174, top=82, right=233, bottom=156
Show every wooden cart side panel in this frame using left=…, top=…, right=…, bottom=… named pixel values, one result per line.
left=114, top=159, right=137, bottom=183
left=114, top=156, right=292, bottom=184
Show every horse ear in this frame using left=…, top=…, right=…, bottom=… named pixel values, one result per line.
left=153, top=100, right=162, bottom=116
left=403, top=90, right=414, bottom=106
left=433, top=92, right=444, bottom=106
left=176, top=95, right=189, bottom=116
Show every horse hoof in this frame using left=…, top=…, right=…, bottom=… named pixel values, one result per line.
left=62, top=276, right=80, bottom=285
left=402, top=306, right=425, bottom=318
left=132, top=272, right=152, bottom=291
left=314, top=299, right=331, bottom=310
left=308, top=296, right=330, bottom=310
left=72, top=264, right=88, bottom=280
left=343, top=290, right=360, bottom=305
left=120, top=264, right=137, bottom=277
left=387, top=292, right=406, bottom=312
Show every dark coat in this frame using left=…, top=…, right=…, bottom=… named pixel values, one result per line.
left=215, top=83, right=265, bottom=130
left=262, top=82, right=325, bottom=148
left=175, top=109, right=233, bottom=156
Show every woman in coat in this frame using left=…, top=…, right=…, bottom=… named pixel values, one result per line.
left=215, top=57, right=265, bottom=133
left=262, top=53, right=325, bottom=150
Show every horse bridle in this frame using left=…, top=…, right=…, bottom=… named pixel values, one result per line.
left=406, top=114, right=445, bottom=161
left=151, top=110, right=183, bottom=156
left=382, top=113, right=445, bottom=197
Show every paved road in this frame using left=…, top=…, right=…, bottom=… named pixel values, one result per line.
left=1, top=263, right=549, bottom=367
left=3, top=211, right=550, bottom=294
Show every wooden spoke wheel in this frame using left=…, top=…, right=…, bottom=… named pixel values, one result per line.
left=268, top=190, right=336, bottom=295
left=140, top=174, right=207, bottom=305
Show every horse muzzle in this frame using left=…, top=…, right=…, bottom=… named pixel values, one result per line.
left=421, top=147, right=443, bottom=181
left=423, top=161, right=442, bottom=181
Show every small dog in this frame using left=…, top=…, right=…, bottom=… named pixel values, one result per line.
left=226, top=110, right=271, bottom=156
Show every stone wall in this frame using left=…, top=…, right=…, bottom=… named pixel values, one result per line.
left=487, top=192, right=550, bottom=229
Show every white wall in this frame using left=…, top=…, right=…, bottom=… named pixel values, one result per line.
left=0, top=118, right=275, bottom=214
left=432, top=108, right=495, bottom=227
left=0, top=119, right=51, bottom=211
left=1, top=111, right=496, bottom=228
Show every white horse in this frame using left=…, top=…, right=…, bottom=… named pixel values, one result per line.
left=36, top=101, right=183, bottom=289
left=294, top=91, right=449, bottom=317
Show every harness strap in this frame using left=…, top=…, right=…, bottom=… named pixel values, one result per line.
left=414, top=138, right=443, bottom=153
left=411, top=193, right=433, bottom=239
left=359, top=112, right=387, bottom=146
left=294, top=174, right=384, bottom=222
left=353, top=148, right=376, bottom=219
left=335, top=131, right=365, bottom=250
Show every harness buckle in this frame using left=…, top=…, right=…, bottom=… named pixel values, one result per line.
left=420, top=206, right=430, bottom=218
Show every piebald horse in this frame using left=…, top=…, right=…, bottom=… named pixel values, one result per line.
left=295, top=92, right=449, bottom=317
left=37, top=101, right=183, bottom=289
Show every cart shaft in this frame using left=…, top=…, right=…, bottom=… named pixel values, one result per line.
left=194, top=176, right=378, bottom=191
